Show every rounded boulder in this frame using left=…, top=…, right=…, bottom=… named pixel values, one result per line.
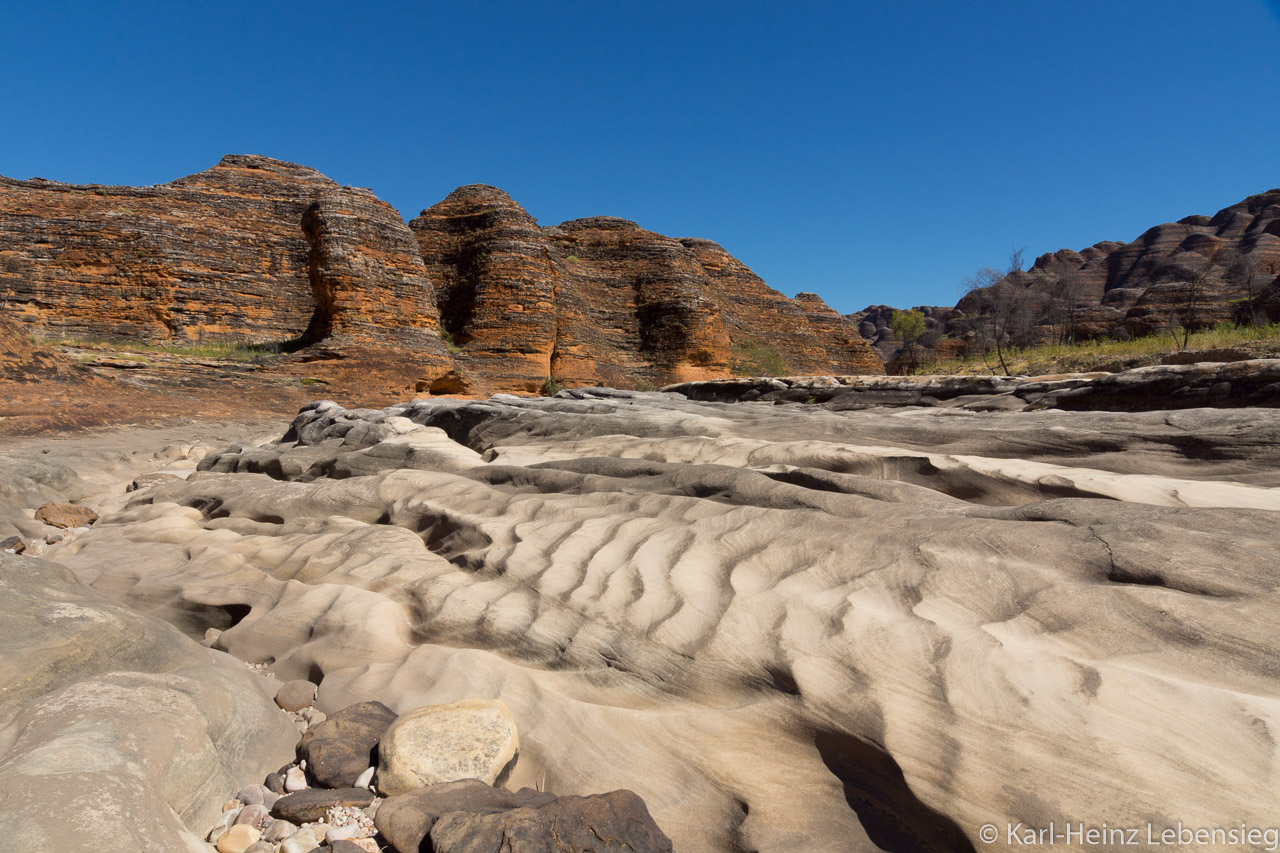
left=275, top=679, right=318, bottom=712
left=375, top=699, right=518, bottom=796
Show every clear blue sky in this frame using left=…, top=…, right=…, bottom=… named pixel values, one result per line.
left=2, top=1, right=1277, bottom=314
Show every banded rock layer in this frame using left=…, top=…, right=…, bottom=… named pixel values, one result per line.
left=42, top=391, right=1280, bottom=852
left=0, top=157, right=881, bottom=393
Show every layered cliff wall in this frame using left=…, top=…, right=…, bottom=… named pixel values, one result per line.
left=0, top=157, right=881, bottom=392
left=0, top=156, right=328, bottom=343
left=410, top=186, right=881, bottom=390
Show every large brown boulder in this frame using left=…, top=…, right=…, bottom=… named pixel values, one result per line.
left=375, top=779, right=556, bottom=853
left=33, top=501, right=98, bottom=529
left=296, top=700, right=398, bottom=788
left=428, top=789, right=673, bottom=853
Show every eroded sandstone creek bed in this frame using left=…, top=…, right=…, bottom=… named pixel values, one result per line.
left=2, top=388, right=1279, bottom=852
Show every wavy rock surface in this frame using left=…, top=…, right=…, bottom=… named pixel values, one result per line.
left=35, top=391, right=1280, bottom=852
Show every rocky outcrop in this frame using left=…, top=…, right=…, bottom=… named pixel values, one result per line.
left=0, top=312, right=99, bottom=384
left=299, top=187, right=450, bottom=357
left=680, top=240, right=881, bottom=375
left=856, top=189, right=1280, bottom=366
left=411, top=187, right=882, bottom=389
left=0, top=155, right=332, bottom=343
left=847, top=304, right=957, bottom=365
left=664, top=358, right=1280, bottom=412
left=1023, top=189, right=1280, bottom=338
left=0, top=159, right=882, bottom=395
left=410, top=186, right=561, bottom=391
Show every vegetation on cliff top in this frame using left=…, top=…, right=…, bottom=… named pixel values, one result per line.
left=910, top=322, right=1280, bottom=377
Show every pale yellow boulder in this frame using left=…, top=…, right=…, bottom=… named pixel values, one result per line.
left=215, top=824, right=261, bottom=853
left=375, top=699, right=518, bottom=796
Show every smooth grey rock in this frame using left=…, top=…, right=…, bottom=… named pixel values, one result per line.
left=234, top=803, right=271, bottom=830
left=261, top=818, right=297, bottom=842
left=0, top=554, right=298, bottom=852
left=265, top=772, right=287, bottom=794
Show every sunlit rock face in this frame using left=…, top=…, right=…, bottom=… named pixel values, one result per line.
left=0, top=155, right=333, bottom=343
left=410, top=187, right=882, bottom=391
left=0, top=159, right=882, bottom=399
left=49, top=391, right=1280, bottom=852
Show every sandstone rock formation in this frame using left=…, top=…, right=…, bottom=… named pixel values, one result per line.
left=411, top=186, right=881, bottom=390
left=27, top=389, right=1280, bottom=851
left=665, top=358, right=1280, bottom=413
left=855, top=189, right=1280, bottom=366
left=0, top=553, right=298, bottom=852
left=299, top=188, right=451, bottom=355
left=0, top=157, right=881, bottom=397
left=0, top=156, right=330, bottom=342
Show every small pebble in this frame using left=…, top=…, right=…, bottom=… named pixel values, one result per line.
left=264, top=772, right=287, bottom=794
left=298, top=706, right=326, bottom=727
left=326, top=824, right=365, bottom=845
left=353, top=766, right=375, bottom=789
left=237, top=784, right=268, bottom=805
left=235, top=803, right=271, bottom=830
left=215, top=824, right=261, bottom=853
left=284, top=766, right=308, bottom=792
left=279, top=826, right=320, bottom=853
left=324, top=804, right=375, bottom=837
left=261, top=818, right=297, bottom=843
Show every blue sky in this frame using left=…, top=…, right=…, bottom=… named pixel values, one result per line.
left=1, top=1, right=1277, bottom=314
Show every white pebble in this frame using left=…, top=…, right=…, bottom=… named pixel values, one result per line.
left=353, top=766, right=375, bottom=789
left=284, top=766, right=308, bottom=792
left=326, top=824, right=364, bottom=844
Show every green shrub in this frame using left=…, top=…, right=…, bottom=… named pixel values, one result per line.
left=540, top=376, right=564, bottom=396
left=730, top=340, right=788, bottom=377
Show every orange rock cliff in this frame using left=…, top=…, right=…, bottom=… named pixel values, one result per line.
left=0, top=155, right=883, bottom=393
